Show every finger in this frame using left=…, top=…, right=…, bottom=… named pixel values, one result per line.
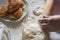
left=41, top=23, right=60, bottom=32
left=41, top=23, right=54, bottom=32
left=41, top=23, right=49, bottom=32
left=43, top=15, right=49, bottom=18
left=40, top=18, right=51, bottom=24
left=41, top=23, right=47, bottom=26
left=41, top=23, right=48, bottom=29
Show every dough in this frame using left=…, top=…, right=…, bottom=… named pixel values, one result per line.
left=22, top=21, right=47, bottom=40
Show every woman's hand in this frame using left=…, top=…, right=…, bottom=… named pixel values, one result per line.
left=39, top=15, right=60, bottom=32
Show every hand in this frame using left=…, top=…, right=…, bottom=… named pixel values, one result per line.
left=39, top=15, right=60, bottom=32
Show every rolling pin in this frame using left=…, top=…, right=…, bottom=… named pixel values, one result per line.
left=43, top=0, right=54, bottom=15
left=44, top=0, right=60, bottom=16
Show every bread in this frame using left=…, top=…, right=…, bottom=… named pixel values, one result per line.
left=8, top=0, right=24, bottom=13
left=0, top=0, right=25, bottom=20
left=0, top=5, right=8, bottom=17
left=17, top=0, right=25, bottom=8
left=9, top=8, right=22, bottom=20
left=8, top=2, right=20, bottom=13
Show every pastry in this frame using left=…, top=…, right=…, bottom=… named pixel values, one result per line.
left=0, top=0, right=25, bottom=20
left=17, top=0, right=25, bottom=8
left=8, top=2, right=20, bottom=13
left=8, top=0, right=25, bottom=7
left=8, top=0, right=24, bottom=13
left=0, top=5, right=8, bottom=17
left=9, top=8, right=22, bottom=20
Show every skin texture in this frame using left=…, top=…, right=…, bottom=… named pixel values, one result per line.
left=9, top=8, right=22, bottom=20
left=39, top=15, right=60, bottom=32
left=0, top=5, right=8, bottom=17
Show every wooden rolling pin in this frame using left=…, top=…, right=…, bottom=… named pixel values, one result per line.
left=43, top=0, right=60, bottom=16
left=43, top=0, right=54, bottom=15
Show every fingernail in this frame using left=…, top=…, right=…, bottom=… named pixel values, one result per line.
left=41, top=23, right=47, bottom=26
